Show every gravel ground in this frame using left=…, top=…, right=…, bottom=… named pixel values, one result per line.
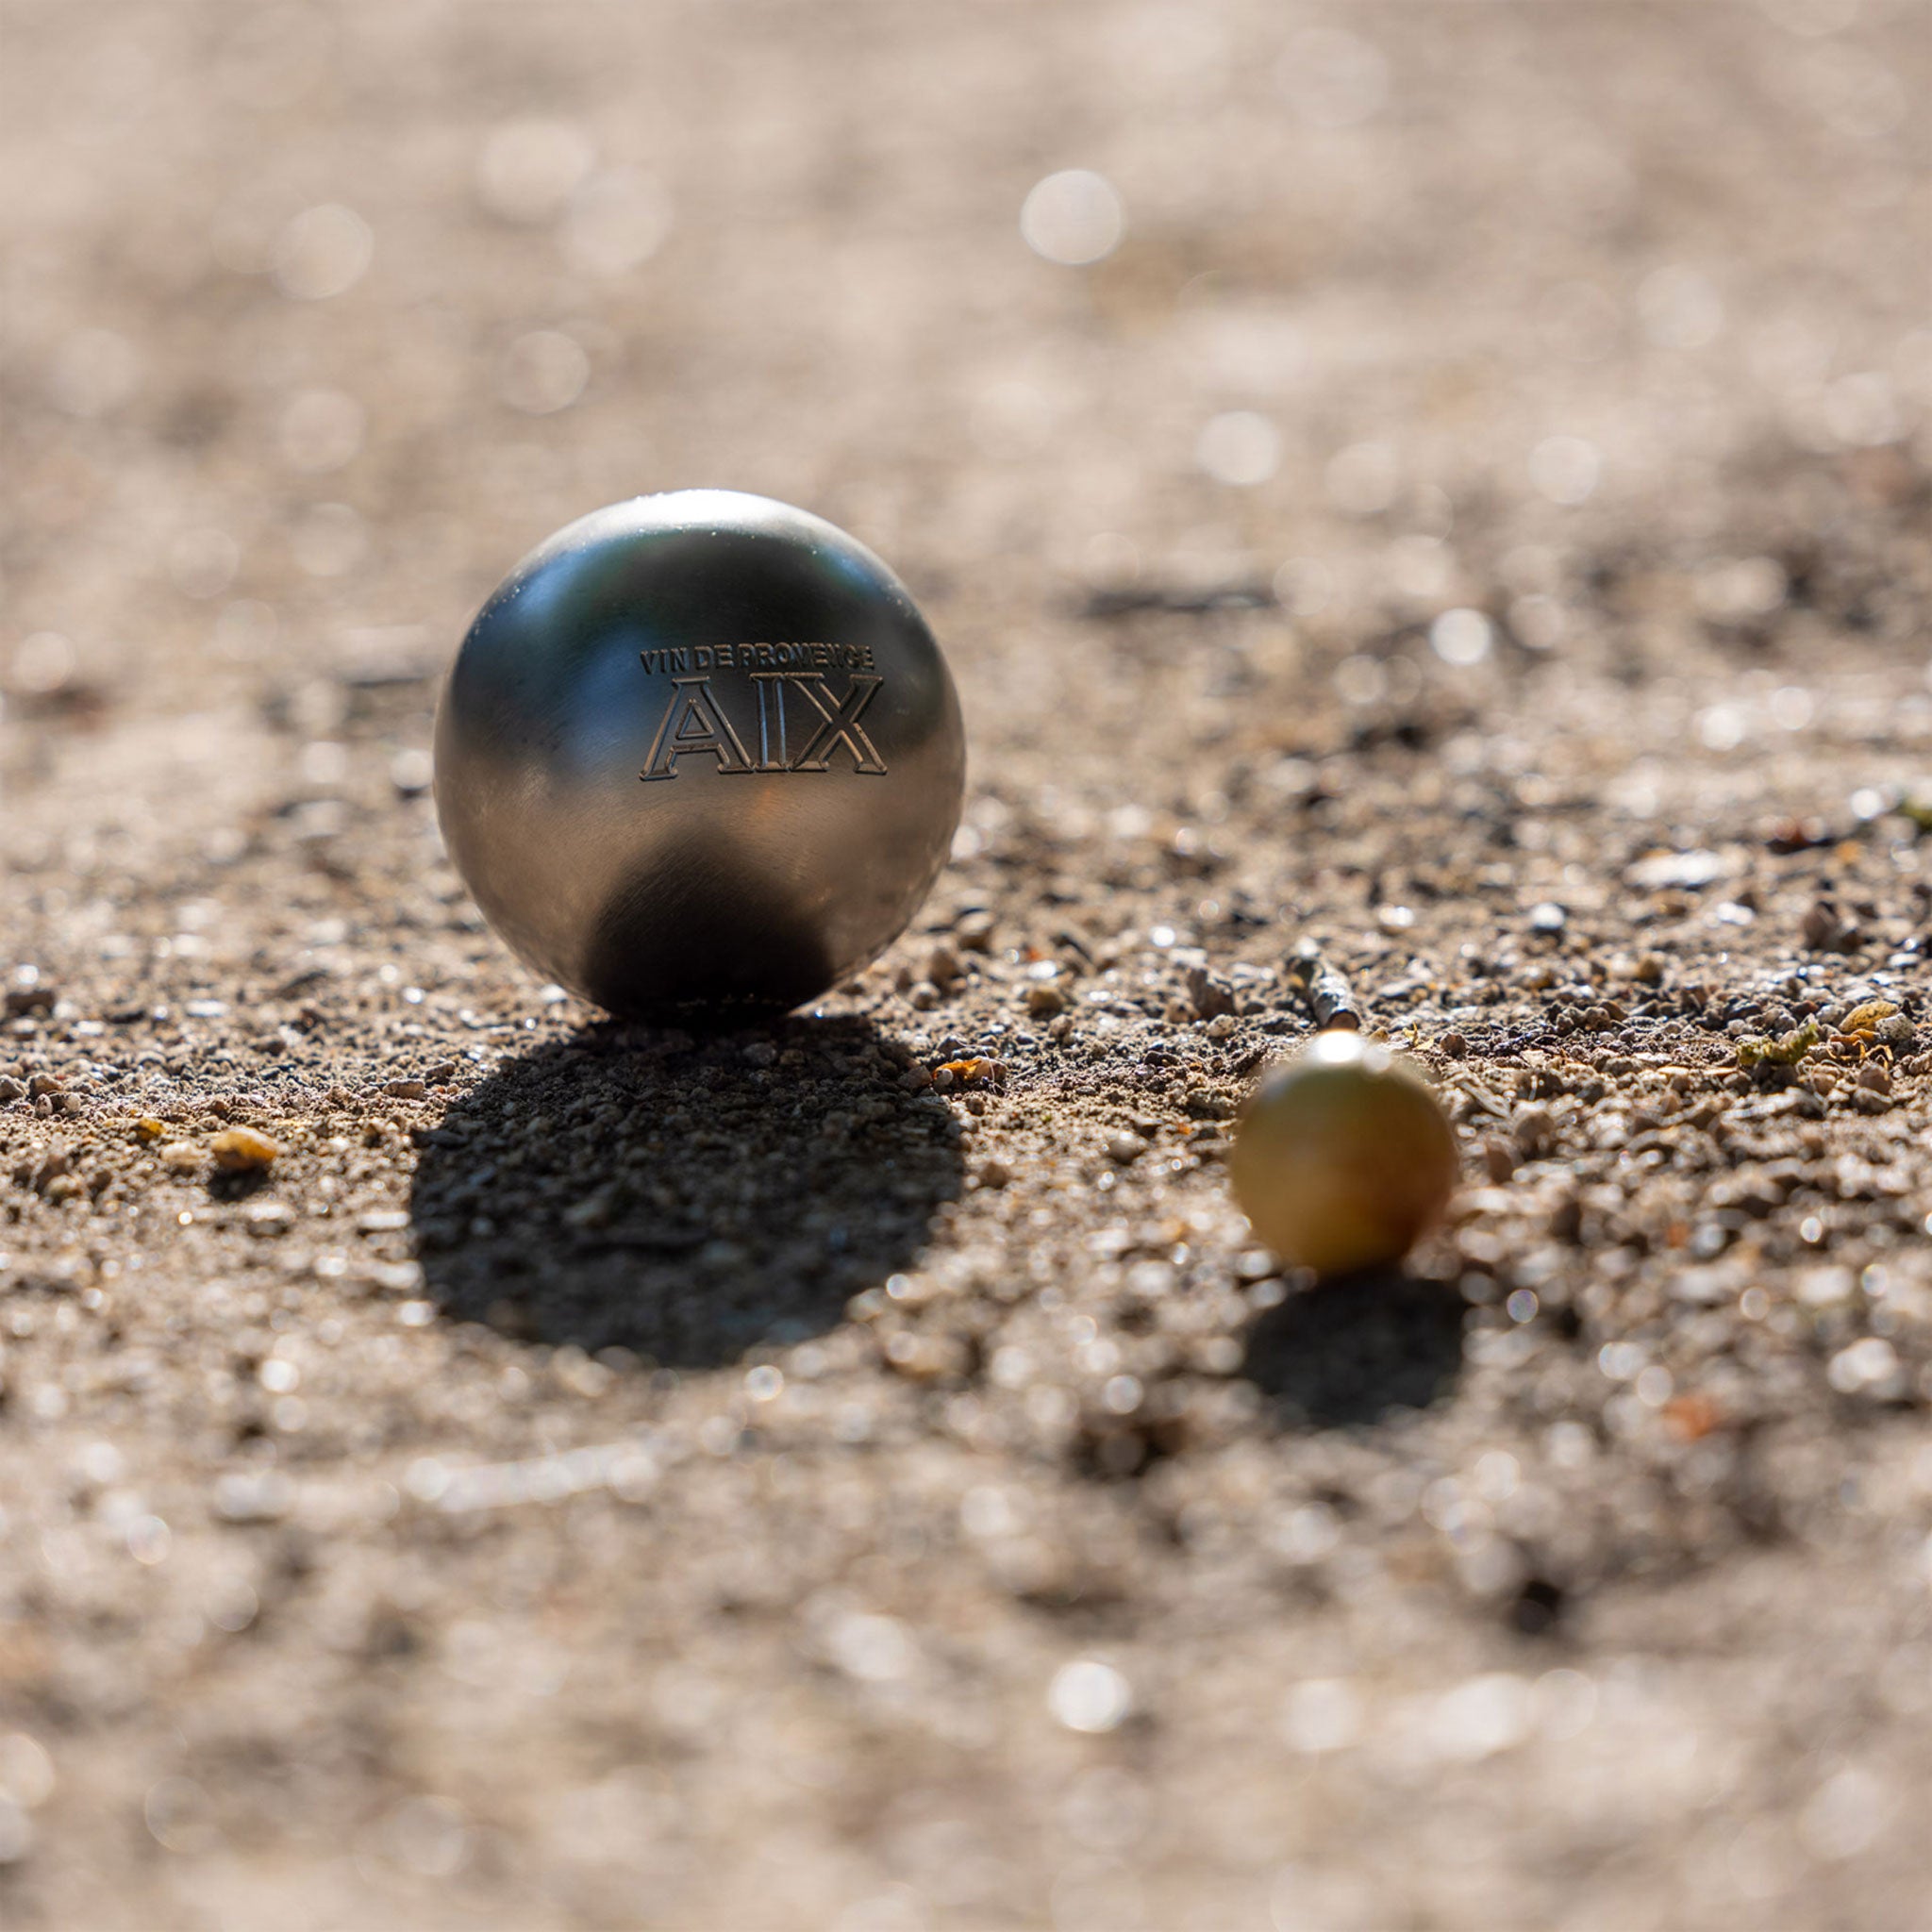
left=3, top=3, right=1931, bottom=1928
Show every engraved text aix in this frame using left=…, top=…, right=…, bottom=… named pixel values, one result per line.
left=639, top=646, right=888, bottom=781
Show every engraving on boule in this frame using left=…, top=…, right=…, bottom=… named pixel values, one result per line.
left=639, top=677, right=754, bottom=778
left=434, top=488, right=963, bottom=1018
left=640, top=662, right=888, bottom=780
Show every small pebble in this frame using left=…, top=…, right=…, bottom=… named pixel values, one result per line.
left=1839, top=1000, right=1898, bottom=1038
left=1801, top=901, right=1851, bottom=952
left=954, top=910, right=995, bottom=952
left=1185, top=965, right=1235, bottom=1020
left=209, top=1127, right=280, bottom=1172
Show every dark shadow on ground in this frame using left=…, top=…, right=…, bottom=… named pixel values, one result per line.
left=1241, top=1271, right=1464, bottom=1427
left=408, top=1016, right=962, bottom=1365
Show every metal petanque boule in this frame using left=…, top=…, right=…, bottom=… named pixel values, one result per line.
left=1230, top=1031, right=1459, bottom=1277
left=435, top=490, right=967, bottom=1020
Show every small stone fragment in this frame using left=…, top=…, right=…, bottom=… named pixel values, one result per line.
left=1024, top=982, right=1066, bottom=1018
left=1625, top=848, right=1725, bottom=891
left=1107, top=1131, right=1147, bottom=1164
left=382, top=1079, right=427, bottom=1101
left=1800, top=900, right=1854, bottom=952
left=882, top=1330, right=966, bottom=1381
left=1185, top=965, right=1236, bottom=1020
left=209, top=1127, right=280, bottom=1172
left=1839, top=1000, right=1898, bottom=1039
left=563, top=1191, right=615, bottom=1231
left=955, top=910, right=995, bottom=952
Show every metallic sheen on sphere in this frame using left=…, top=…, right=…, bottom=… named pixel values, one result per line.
left=435, top=491, right=966, bottom=1019
left=1229, top=1033, right=1458, bottom=1277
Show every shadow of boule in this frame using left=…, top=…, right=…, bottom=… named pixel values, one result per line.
left=1241, top=1270, right=1464, bottom=1428
left=408, top=1017, right=962, bottom=1366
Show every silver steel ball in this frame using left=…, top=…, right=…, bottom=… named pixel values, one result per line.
left=435, top=490, right=966, bottom=1020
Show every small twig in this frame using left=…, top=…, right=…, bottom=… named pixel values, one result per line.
left=1286, top=941, right=1361, bottom=1031
left=1078, top=580, right=1275, bottom=621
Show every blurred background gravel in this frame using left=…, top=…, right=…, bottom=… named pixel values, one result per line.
left=1, top=2, right=1929, bottom=1927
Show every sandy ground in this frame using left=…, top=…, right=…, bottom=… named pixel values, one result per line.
left=2, top=2, right=1931, bottom=1927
